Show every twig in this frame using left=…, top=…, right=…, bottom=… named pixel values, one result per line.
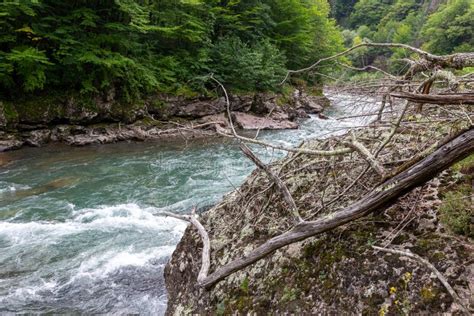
left=372, top=246, right=470, bottom=315
left=240, top=143, right=303, bottom=224
left=157, top=208, right=210, bottom=284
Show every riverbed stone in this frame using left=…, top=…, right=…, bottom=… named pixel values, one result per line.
left=232, top=112, right=298, bottom=130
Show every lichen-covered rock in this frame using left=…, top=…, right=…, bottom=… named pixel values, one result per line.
left=164, top=117, right=473, bottom=315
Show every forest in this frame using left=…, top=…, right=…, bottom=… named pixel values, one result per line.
left=1, top=0, right=472, bottom=101
left=0, top=1, right=473, bottom=315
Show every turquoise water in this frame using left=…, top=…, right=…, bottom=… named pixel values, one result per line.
left=0, top=94, right=377, bottom=314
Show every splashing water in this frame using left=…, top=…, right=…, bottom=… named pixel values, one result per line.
left=0, top=93, right=379, bottom=314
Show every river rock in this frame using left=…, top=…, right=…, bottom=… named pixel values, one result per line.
left=232, top=112, right=298, bottom=130
left=250, top=93, right=277, bottom=115
left=0, top=88, right=327, bottom=150
left=24, top=129, right=51, bottom=147
left=0, top=136, right=24, bottom=152
left=164, top=124, right=473, bottom=315
left=175, top=97, right=227, bottom=118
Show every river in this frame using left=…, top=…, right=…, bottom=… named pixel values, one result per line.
left=0, top=94, right=378, bottom=314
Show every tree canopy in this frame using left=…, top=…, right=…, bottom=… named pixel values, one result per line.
left=0, top=0, right=344, bottom=100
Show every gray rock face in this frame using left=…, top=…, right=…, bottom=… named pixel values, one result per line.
left=0, top=90, right=330, bottom=151
left=24, top=129, right=51, bottom=147
left=232, top=112, right=298, bottom=130
left=0, top=135, right=24, bottom=152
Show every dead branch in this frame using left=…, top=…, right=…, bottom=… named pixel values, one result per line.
left=198, top=128, right=474, bottom=288
left=281, top=42, right=474, bottom=84
left=345, top=131, right=386, bottom=177
left=391, top=92, right=474, bottom=105
left=157, top=209, right=211, bottom=284
left=372, top=246, right=470, bottom=315
left=240, top=143, right=303, bottom=223
left=217, top=130, right=353, bottom=156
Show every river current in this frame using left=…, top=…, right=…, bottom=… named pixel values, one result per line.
left=0, top=94, right=377, bottom=314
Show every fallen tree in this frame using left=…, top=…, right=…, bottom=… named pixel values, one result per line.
left=391, top=92, right=474, bottom=105
left=162, top=127, right=473, bottom=289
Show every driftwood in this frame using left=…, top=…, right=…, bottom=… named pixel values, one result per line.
left=391, top=92, right=474, bottom=105
left=240, top=143, right=303, bottom=223
left=156, top=209, right=210, bottom=284
left=196, top=128, right=473, bottom=288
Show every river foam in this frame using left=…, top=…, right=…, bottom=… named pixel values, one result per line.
left=0, top=92, right=381, bottom=314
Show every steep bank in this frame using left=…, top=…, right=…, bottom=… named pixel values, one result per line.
left=164, top=108, right=473, bottom=314
left=0, top=90, right=329, bottom=151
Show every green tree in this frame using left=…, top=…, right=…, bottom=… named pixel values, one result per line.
left=421, top=0, right=474, bottom=54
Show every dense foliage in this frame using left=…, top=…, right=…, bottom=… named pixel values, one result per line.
left=0, top=0, right=343, bottom=100
left=333, top=0, right=473, bottom=71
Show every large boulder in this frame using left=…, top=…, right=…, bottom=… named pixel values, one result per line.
left=175, top=97, right=227, bottom=118
left=0, top=134, right=24, bottom=152
left=232, top=112, right=298, bottom=130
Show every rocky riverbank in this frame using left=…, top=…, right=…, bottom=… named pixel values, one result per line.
left=0, top=89, right=329, bottom=151
left=164, top=108, right=473, bottom=314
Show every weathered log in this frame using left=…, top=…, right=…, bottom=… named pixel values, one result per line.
left=391, top=92, right=474, bottom=105
left=345, top=131, right=386, bottom=177
left=240, top=143, right=303, bottom=223
left=199, top=128, right=474, bottom=288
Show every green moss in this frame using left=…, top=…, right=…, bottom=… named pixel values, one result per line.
left=14, top=95, right=65, bottom=122
left=281, top=287, right=299, bottom=303
left=240, top=277, right=249, bottom=295
left=413, top=234, right=445, bottom=256
left=2, top=102, right=19, bottom=123
left=453, top=153, right=474, bottom=175
left=431, top=251, right=446, bottom=262
left=175, top=85, right=200, bottom=98
left=150, top=99, right=166, bottom=109
left=439, top=185, right=473, bottom=237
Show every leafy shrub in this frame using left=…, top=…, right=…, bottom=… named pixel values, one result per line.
left=210, top=37, right=287, bottom=92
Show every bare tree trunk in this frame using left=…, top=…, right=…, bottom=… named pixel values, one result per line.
left=391, top=92, right=474, bottom=105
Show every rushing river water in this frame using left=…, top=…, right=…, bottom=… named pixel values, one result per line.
left=0, top=94, right=378, bottom=314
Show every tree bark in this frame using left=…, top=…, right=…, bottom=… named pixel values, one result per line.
left=391, top=92, right=474, bottom=105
